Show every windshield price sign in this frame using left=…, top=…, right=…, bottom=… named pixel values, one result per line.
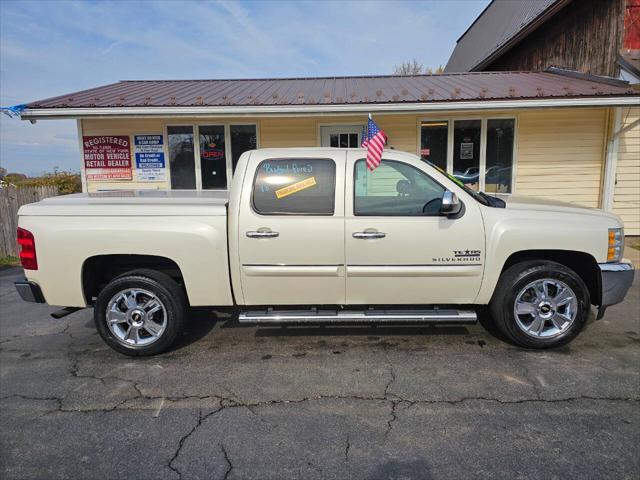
left=83, top=136, right=132, bottom=181
left=134, top=135, right=166, bottom=182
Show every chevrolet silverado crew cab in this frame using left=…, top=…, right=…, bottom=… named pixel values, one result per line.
left=14, top=148, right=634, bottom=356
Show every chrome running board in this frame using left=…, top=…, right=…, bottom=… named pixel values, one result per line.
left=238, top=308, right=477, bottom=325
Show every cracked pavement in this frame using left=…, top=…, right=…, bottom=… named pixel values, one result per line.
left=1, top=266, right=639, bottom=479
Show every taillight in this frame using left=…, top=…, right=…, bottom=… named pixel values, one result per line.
left=17, top=227, right=38, bottom=270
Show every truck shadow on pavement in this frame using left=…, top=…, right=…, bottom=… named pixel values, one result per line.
left=171, top=307, right=221, bottom=350
left=220, top=312, right=471, bottom=338
left=168, top=304, right=601, bottom=352
left=251, top=324, right=471, bottom=338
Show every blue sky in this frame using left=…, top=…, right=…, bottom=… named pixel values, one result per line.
left=0, top=0, right=489, bottom=175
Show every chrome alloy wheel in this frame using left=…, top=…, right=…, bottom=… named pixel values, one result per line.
left=513, top=279, right=578, bottom=338
left=106, top=289, right=167, bottom=347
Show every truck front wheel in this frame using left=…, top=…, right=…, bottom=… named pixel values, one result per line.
left=94, top=269, right=186, bottom=356
left=489, top=260, right=591, bottom=349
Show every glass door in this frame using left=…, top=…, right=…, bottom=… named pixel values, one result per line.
left=420, top=121, right=448, bottom=171
left=199, top=125, right=227, bottom=189
left=485, top=119, right=515, bottom=193
left=453, top=120, right=482, bottom=191
left=167, top=126, right=196, bottom=189
left=230, top=124, right=257, bottom=174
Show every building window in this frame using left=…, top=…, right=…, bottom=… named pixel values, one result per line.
left=230, top=125, right=257, bottom=173
left=167, top=126, right=196, bottom=189
left=419, top=117, right=515, bottom=193
left=199, top=125, right=227, bottom=189
left=485, top=119, right=515, bottom=193
left=453, top=120, right=482, bottom=191
left=330, top=133, right=359, bottom=148
left=166, top=123, right=257, bottom=190
left=420, top=121, right=448, bottom=171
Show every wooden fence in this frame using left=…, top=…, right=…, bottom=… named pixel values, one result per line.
left=0, top=185, right=60, bottom=257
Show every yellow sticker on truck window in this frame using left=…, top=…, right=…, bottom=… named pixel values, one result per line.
left=275, top=177, right=317, bottom=199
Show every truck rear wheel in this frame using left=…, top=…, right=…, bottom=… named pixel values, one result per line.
left=489, top=260, right=591, bottom=349
left=94, top=269, right=186, bottom=356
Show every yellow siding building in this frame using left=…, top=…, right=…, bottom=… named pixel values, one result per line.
left=21, top=72, right=640, bottom=234
left=613, top=107, right=640, bottom=235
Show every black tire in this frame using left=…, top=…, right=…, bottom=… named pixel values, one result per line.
left=94, top=269, right=187, bottom=356
left=489, top=260, right=591, bottom=349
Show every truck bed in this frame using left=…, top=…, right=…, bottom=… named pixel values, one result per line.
left=18, top=190, right=229, bottom=216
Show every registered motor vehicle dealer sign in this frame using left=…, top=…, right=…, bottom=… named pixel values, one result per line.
left=83, top=135, right=132, bottom=180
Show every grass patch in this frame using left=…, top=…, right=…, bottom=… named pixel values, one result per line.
left=0, top=256, right=20, bottom=266
left=631, top=244, right=640, bottom=251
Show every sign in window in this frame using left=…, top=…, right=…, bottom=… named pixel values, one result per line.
left=134, top=134, right=166, bottom=182
left=199, top=125, right=227, bottom=189
left=82, top=135, right=132, bottom=181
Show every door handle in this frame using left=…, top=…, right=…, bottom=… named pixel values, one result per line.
left=353, top=231, right=386, bottom=239
left=246, top=228, right=279, bottom=238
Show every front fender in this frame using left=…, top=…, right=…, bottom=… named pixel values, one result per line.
left=475, top=209, right=615, bottom=304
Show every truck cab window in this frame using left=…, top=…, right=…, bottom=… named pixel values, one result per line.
left=252, top=158, right=336, bottom=215
left=354, top=159, right=445, bottom=216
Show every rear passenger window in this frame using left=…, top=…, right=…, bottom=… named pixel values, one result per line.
left=252, top=159, right=336, bottom=215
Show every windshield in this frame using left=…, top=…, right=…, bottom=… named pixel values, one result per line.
left=424, top=161, right=491, bottom=206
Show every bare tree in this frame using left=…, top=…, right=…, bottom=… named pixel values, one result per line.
left=425, top=65, right=445, bottom=74
left=394, top=60, right=444, bottom=75
left=393, top=59, right=424, bottom=75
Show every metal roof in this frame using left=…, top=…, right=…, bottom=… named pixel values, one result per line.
left=445, top=0, right=566, bottom=72
left=25, top=70, right=637, bottom=114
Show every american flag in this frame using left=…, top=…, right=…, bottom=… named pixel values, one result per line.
left=361, top=115, right=386, bottom=171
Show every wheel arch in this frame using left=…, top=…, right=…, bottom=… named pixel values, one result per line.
left=497, top=250, right=601, bottom=306
left=81, top=254, right=188, bottom=306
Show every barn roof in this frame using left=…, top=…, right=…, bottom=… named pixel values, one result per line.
left=445, top=0, right=566, bottom=72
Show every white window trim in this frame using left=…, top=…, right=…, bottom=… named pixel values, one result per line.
left=417, top=114, right=518, bottom=193
left=317, top=122, right=366, bottom=147
left=76, top=119, right=87, bottom=193
left=164, top=121, right=259, bottom=190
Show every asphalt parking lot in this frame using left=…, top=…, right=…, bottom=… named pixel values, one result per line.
left=1, top=265, right=638, bottom=480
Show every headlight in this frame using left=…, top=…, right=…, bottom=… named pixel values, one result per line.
left=607, top=228, right=624, bottom=263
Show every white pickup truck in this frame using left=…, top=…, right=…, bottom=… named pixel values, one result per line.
left=14, top=148, right=634, bottom=356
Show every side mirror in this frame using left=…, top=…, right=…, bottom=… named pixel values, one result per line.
left=440, top=190, right=462, bottom=217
